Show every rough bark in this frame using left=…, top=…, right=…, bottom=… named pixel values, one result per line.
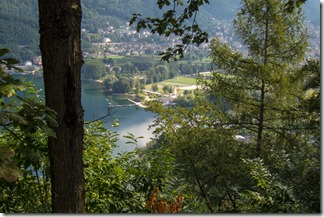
left=38, top=0, right=85, bottom=212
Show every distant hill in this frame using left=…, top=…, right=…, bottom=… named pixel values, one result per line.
left=0, top=0, right=319, bottom=62
left=0, top=0, right=39, bottom=61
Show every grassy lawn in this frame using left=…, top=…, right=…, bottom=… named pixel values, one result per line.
left=159, top=76, right=197, bottom=86
left=144, top=76, right=198, bottom=94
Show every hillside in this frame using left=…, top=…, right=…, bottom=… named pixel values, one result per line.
left=0, top=0, right=319, bottom=62
left=0, top=0, right=39, bottom=61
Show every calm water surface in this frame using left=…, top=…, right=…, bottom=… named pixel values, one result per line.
left=17, top=74, right=156, bottom=153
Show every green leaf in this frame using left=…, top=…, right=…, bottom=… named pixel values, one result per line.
left=0, top=48, right=9, bottom=57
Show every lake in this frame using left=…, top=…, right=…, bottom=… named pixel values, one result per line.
left=16, top=74, right=156, bottom=153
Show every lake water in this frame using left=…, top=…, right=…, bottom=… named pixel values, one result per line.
left=17, top=74, right=156, bottom=153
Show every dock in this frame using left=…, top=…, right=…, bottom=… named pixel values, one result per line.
left=127, top=99, right=147, bottom=108
left=107, top=99, right=147, bottom=109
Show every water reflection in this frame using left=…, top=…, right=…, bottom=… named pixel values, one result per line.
left=81, top=80, right=156, bottom=153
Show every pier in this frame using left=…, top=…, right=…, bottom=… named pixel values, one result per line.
left=107, top=99, right=147, bottom=109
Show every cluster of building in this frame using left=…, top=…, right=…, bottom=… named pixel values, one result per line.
left=81, top=18, right=320, bottom=60
left=21, top=18, right=319, bottom=70
left=82, top=22, right=209, bottom=58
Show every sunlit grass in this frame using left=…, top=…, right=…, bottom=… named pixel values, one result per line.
left=159, top=76, right=197, bottom=86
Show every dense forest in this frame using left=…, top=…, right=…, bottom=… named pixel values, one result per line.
left=0, top=0, right=320, bottom=213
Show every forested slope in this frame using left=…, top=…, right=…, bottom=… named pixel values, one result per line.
left=0, top=0, right=39, bottom=61
left=0, top=0, right=319, bottom=61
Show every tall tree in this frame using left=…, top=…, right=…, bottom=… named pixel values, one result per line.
left=38, top=0, right=85, bottom=212
left=206, top=0, right=308, bottom=158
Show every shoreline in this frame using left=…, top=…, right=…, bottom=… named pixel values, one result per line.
left=12, top=72, right=182, bottom=107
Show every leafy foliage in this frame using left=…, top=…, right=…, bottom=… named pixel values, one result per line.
left=284, top=0, right=307, bottom=13
left=0, top=93, right=52, bottom=212
left=0, top=50, right=54, bottom=212
left=83, top=120, right=183, bottom=213
left=0, top=49, right=56, bottom=184
left=81, top=58, right=107, bottom=79
left=130, top=0, right=209, bottom=61
left=238, top=158, right=298, bottom=213
left=0, top=147, right=21, bottom=183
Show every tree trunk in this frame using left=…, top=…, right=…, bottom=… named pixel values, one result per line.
left=38, top=0, right=85, bottom=212
left=256, top=0, right=270, bottom=158
left=256, top=80, right=265, bottom=158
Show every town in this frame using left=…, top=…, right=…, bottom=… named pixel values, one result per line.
left=19, top=17, right=319, bottom=69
